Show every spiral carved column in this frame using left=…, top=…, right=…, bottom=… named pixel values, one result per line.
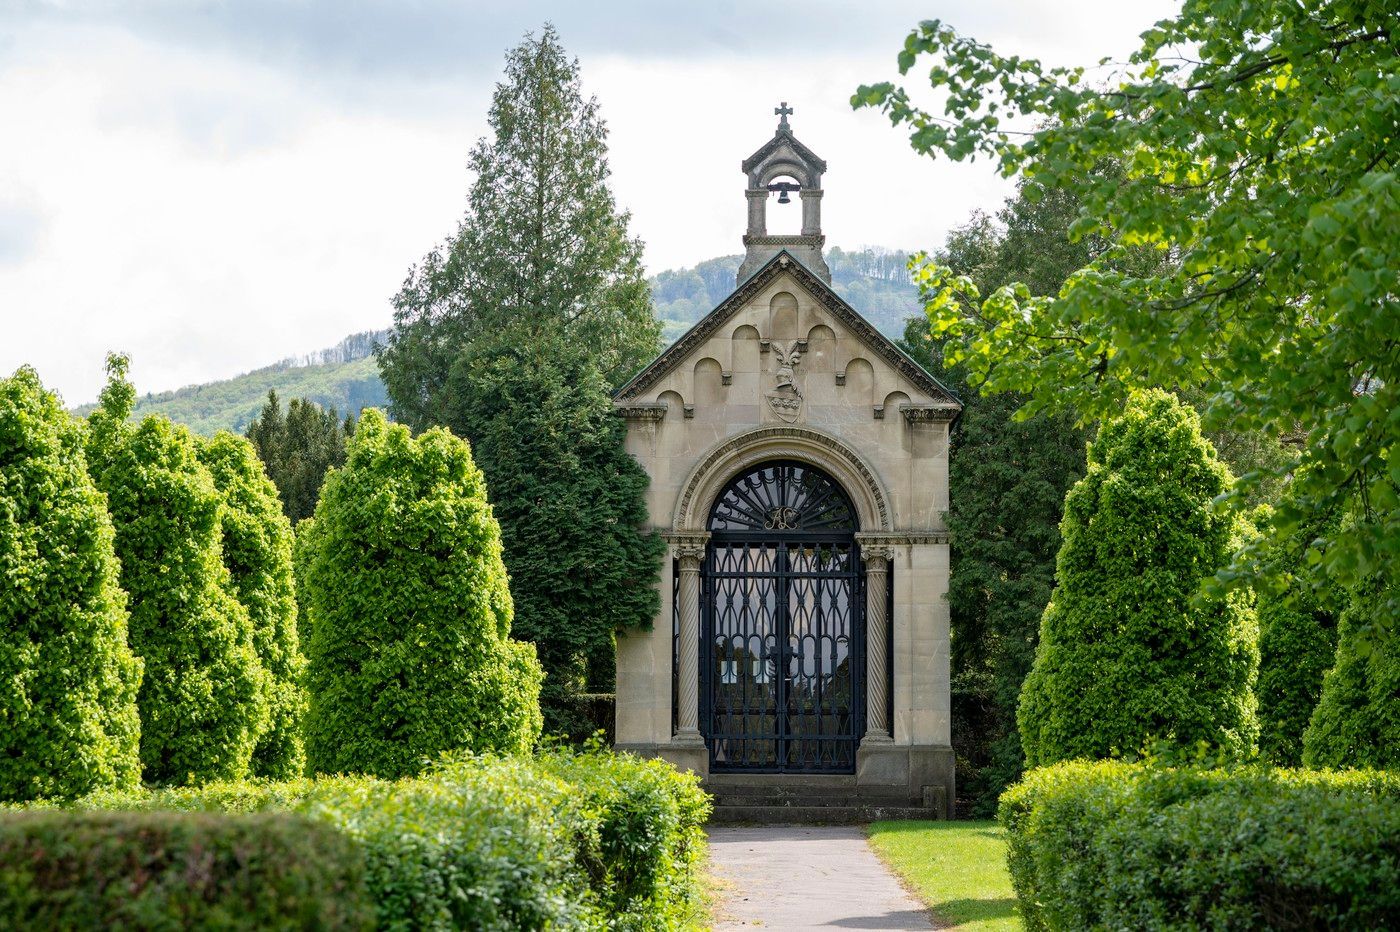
left=863, top=544, right=893, bottom=742
left=674, top=536, right=708, bottom=745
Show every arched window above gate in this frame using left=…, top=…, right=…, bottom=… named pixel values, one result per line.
left=708, top=461, right=857, bottom=533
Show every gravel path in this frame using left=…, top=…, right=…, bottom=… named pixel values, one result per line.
left=707, top=824, right=937, bottom=930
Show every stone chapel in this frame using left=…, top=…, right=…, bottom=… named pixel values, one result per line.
left=613, top=105, right=960, bottom=818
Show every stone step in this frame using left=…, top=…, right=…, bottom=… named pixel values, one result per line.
left=707, top=804, right=941, bottom=824
left=710, top=792, right=914, bottom=808
left=706, top=774, right=859, bottom=790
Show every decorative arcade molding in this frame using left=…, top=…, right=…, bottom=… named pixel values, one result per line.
left=672, top=425, right=894, bottom=533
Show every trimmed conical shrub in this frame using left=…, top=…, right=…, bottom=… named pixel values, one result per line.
left=1018, top=390, right=1258, bottom=767
left=0, top=367, right=143, bottom=800
left=1303, top=577, right=1400, bottom=769
left=300, top=410, right=542, bottom=778
left=86, top=356, right=267, bottom=785
left=198, top=432, right=306, bottom=779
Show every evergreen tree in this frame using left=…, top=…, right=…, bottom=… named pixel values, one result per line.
left=460, top=336, right=663, bottom=734
left=245, top=391, right=352, bottom=523
left=1257, top=592, right=1338, bottom=767
left=379, top=24, right=659, bottom=430
left=1018, top=390, right=1258, bottom=767
left=197, top=432, right=307, bottom=779
left=0, top=367, right=143, bottom=801
left=907, top=176, right=1285, bottom=812
left=1302, top=575, right=1400, bottom=769
left=900, top=186, right=1094, bottom=813
left=377, top=25, right=662, bottom=732
left=300, top=411, right=542, bottom=778
left=87, top=356, right=267, bottom=785
left=1255, top=502, right=1341, bottom=767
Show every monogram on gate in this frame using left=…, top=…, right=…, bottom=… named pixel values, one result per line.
left=764, top=505, right=800, bottom=530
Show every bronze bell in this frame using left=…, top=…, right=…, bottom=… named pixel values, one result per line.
left=777, top=188, right=791, bottom=204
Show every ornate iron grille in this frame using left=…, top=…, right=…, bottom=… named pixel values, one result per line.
left=702, top=461, right=863, bottom=774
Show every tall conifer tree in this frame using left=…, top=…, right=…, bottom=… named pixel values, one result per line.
left=378, top=26, right=663, bottom=733
left=245, top=391, right=352, bottom=524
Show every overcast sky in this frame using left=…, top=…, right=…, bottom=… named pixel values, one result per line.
left=0, top=0, right=1178, bottom=404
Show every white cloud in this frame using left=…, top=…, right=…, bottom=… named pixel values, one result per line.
left=0, top=1, right=1178, bottom=404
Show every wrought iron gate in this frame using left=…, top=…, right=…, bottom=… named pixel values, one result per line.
left=701, top=460, right=863, bottom=773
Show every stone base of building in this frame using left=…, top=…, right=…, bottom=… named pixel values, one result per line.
left=615, top=741, right=711, bottom=779
left=615, top=741, right=955, bottom=821
left=855, top=742, right=956, bottom=818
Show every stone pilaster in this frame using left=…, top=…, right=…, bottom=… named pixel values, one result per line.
left=799, top=187, right=823, bottom=236
left=746, top=188, right=768, bottom=236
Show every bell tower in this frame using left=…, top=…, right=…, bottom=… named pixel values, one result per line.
left=737, top=102, right=831, bottom=286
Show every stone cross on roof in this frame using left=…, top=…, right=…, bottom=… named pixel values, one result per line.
left=775, top=101, right=793, bottom=131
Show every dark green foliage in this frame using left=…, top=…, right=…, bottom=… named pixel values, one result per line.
left=1303, top=578, right=1400, bottom=769
left=68, top=749, right=709, bottom=931
left=0, top=368, right=143, bottom=802
left=460, top=338, right=663, bottom=736
left=1255, top=505, right=1343, bottom=766
left=1018, top=390, right=1258, bottom=767
left=378, top=27, right=663, bottom=734
left=1257, top=592, right=1338, bottom=767
left=899, top=185, right=1096, bottom=814
left=0, top=809, right=372, bottom=930
left=86, top=356, right=268, bottom=785
left=197, top=432, right=307, bottom=780
left=380, top=24, right=660, bottom=430
left=245, top=391, right=353, bottom=523
left=905, top=314, right=1085, bottom=813
left=999, top=761, right=1400, bottom=931
left=299, top=410, right=542, bottom=778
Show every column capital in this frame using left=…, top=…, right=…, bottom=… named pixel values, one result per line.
left=667, top=531, right=710, bottom=567
left=855, top=533, right=897, bottom=564
left=862, top=545, right=894, bottom=566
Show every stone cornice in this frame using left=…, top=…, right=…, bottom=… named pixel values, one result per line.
left=612, top=251, right=963, bottom=409
left=900, top=403, right=961, bottom=424
left=856, top=531, right=952, bottom=547
left=615, top=402, right=668, bottom=421
left=742, top=234, right=825, bottom=247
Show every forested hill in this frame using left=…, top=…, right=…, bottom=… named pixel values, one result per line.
left=85, top=247, right=924, bottom=435
left=73, top=330, right=392, bottom=436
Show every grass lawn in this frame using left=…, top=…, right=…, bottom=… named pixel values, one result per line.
left=868, top=820, right=1021, bottom=931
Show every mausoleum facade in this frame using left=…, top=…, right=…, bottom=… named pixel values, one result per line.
left=613, top=107, right=960, bottom=816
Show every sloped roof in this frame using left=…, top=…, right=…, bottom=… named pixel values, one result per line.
left=616, top=251, right=961, bottom=406
left=742, top=128, right=827, bottom=175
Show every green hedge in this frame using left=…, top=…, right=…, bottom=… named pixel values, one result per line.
left=0, top=809, right=372, bottom=930
left=70, top=748, right=709, bottom=930
left=999, top=760, right=1400, bottom=930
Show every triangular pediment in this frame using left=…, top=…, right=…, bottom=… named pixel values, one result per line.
left=742, top=129, right=827, bottom=178
left=616, top=251, right=960, bottom=411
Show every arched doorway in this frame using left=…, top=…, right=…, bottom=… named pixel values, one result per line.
left=702, top=460, right=863, bottom=773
